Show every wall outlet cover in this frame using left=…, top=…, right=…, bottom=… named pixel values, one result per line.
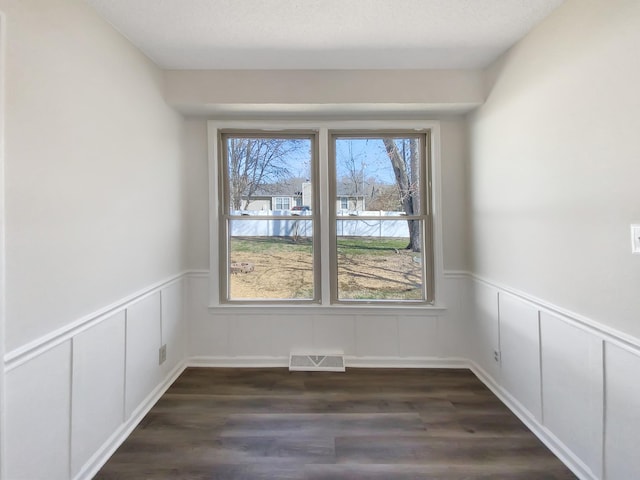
left=159, top=344, right=167, bottom=365
left=631, top=224, right=640, bottom=254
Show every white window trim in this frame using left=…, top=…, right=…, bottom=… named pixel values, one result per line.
left=207, top=120, right=445, bottom=311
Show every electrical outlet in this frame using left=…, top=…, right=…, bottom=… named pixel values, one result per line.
left=631, top=225, right=640, bottom=254
left=159, top=344, right=167, bottom=365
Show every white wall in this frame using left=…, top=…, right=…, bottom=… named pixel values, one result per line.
left=0, top=11, right=6, bottom=479
left=467, top=1, right=640, bottom=478
left=1, top=1, right=189, bottom=478
left=165, top=69, right=484, bottom=116
left=1, top=0, right=188, bottom=351
left=184, top=119, right=209, bottom=271
left=468, top=0, right=640, bottom=339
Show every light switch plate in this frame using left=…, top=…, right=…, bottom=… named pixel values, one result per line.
left=631, top=225, right=640, bottom=254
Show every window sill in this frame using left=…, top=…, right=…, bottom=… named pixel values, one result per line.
left=207, top=303, right=447, bottom=317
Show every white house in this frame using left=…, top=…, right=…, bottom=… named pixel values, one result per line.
left=1, top=1, right=639, bottom=479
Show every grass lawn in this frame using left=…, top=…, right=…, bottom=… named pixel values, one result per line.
left=229, top=236, right=423, bottom=301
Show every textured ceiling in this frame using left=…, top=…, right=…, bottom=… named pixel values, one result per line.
left=85, top=0, right=565, bottom=70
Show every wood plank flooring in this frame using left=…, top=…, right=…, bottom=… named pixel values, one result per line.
left=95, top=368, right=577, bottom=479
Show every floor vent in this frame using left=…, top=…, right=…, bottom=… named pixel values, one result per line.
left=289, top=353, right=345, bottom=372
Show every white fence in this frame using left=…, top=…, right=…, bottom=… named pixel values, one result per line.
left=230, top=211, right=410, bottom=238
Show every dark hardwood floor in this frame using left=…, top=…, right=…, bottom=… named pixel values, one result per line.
left=95, top=368, right=577, bottom=479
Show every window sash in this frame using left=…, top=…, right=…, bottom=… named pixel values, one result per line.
left=218, top=131, right=320, bottom=304
left=328, top=131, right=434, bottom=304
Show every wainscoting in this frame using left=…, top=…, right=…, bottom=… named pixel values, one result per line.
left=468, top=275, right=640, bottom=480
left=186, top=272, right=470, bottom=368
left=3, top=276, right=187, bottom=480
left=3, top=271, right=639, bottom=479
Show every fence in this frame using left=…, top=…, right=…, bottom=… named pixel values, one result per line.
left=230, top=212, right=410, bottom=238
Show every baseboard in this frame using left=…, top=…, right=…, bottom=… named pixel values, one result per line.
left=73, top=360, right=188, bottom=480
left=188, top=356, right=290, bottom=368
left=468, top=361, right=597, bottom=480
left=187, top=355, right=469, bottom=369
left=345, top=356, right=469, bottom=369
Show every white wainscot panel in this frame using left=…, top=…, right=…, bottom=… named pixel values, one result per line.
left=540, top=311, right=603, bottom=478
left=438, top=276, right=471, bottom=358
left=161, top=280, right=186, bottom=374
left=125, top=292, right=162, bottom=418
left=188, top=276, right=229, bottom=357
left=604, top=342, right=640, bottom=480
left=312, top=315, right=356, bottom=355
left=355, top=315, right=399, bottom=357
left=6, top=341, right=72, bottom=480
left=398, top=316, right=440, bottom=357
left=498, top=292, right=541, bottom=421
left=229, top=315, right=279, bottom=357
left=71, top=312, right=126, bottom=477
left=471, top=281, right=500, bottom=379
left=269, top=315, right=314, bottom=356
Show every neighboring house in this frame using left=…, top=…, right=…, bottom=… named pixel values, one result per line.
left=336, top=195, right=364, bottom=211
left=242, top=195, right=293, bottom=211
left=336, top=184, right=365, bottom=211
left=240, top=181, right=365, bottom=211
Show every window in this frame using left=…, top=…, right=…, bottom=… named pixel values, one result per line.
left=213, top=123, right=436, bottom=306
left=274, top=197, right=291, bottom=210
left=331, top=133, right=433, bottom=302
left=219, top=132, right=318, bottom=302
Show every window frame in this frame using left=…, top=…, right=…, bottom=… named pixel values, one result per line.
left=208, top=121, right=444, bottom=311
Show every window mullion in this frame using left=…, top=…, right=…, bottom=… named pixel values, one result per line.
left=318, top=127, right=332, bottom=305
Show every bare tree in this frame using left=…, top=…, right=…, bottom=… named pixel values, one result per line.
left=227, top=138, right=303, bottom=210
left=342, top=141, right=365, bottom=196
left=367, top=183, right=402, bottom=211
left=382, top=138, right=421, bottom=252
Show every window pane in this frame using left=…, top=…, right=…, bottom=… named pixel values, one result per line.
left=334, top=136, right=422, bottom=215
left=225, top=136, right=313, bottom=215
left=223, top=133, right=316, bottom=302
left=334, top=134, right=426, bottom=302
left=228, top=220, right=314, bottom=300
left=336, top=220, right=424, bottom=301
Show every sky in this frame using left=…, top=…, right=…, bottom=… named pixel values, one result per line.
left=226, top=135, right=420, bottom=189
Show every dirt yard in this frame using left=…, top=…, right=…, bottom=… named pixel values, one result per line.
left=229, top=239, right=422, bottom=300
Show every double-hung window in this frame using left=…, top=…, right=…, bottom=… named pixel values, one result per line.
left=219, top=131, right=319, bottom=301
left=214, top=123, right=436, bottom=306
